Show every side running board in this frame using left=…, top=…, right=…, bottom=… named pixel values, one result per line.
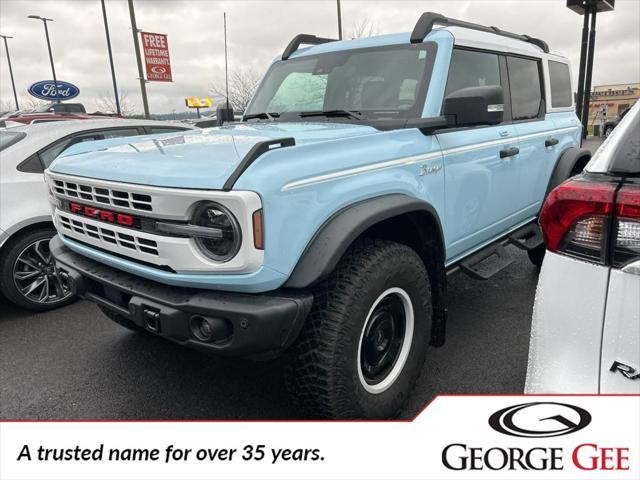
left=449, top=222, right=543, bottom=281
left=458, top=244, right=514, bottom=281
left=508, top=223, right=544, bottom=251
left=223, top=137, right=295, bottom=191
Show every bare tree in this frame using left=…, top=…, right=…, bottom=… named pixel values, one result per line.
left=0, top=99, right=16, bottom=113
left=349, top=17, right=380, bottom=39
left=94, top=90, right=137, bottom=117
left=18, top=92, right=48, bottom=110
left=210, top=67, right=261, bottom=113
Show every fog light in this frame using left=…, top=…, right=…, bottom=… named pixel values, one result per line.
left=190, top=315, right=232, bottom=342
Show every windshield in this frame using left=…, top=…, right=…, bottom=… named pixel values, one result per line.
left=0, top=130, right=26, bottom=151
left=245, top=43, right=436, bottom=122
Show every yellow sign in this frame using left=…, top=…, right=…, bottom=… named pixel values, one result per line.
left=185, top=97, right=213, bottom=108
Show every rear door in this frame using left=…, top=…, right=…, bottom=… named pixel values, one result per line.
left=506, top=55, right=557, bottom=218
left=436, top=48, right=519, bottom=260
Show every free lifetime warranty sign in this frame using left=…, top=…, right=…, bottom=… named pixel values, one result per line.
left=140, top=31, right=172, bottom=82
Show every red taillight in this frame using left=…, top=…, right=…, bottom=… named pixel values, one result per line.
left=539, top=178, right=615, bottom=262
left=540, top=179, right=640, bottom=267
left=613, top=185, right=640, bottom=267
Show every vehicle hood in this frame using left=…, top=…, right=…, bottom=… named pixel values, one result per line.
left=49, top=122, right=378, bottom=189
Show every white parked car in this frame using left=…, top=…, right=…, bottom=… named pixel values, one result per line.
left=526, top=100, right=640, bottom=393
left=0, top=119, right=192, bottom=310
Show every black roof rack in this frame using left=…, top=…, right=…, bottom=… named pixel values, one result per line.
left=410, top=12, right=550, bottom=53
left=281, top=34, right=337, bottom=60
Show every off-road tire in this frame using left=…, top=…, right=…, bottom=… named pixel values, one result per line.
left=0, top=227, right=75, bottom=311
left=286, top=239, right=432, bottom=419
left=98, top=305, right=146, bottom=333
left=527, top=244, right=546, bottom=268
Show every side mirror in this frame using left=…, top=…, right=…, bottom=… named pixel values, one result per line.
left=443, top=85, right=504, bottom=127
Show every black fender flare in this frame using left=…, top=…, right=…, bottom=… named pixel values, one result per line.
left=284, top=194, right=444, bottom=289
left=545, top=147, right=592, bottom=197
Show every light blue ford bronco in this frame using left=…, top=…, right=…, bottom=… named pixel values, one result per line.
left=47, top=13, right=589, bottom=418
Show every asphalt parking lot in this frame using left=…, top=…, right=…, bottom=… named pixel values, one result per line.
left=0, top=246, right=539, bottom=420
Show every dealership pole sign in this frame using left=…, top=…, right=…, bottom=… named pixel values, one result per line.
left=140, top=31, right=172, bottom=82
left=28, top=80, right=80, bottom=101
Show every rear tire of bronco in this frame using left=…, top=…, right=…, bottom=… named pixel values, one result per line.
left=527, top=245, right=546, bottom=268
left=286, top=239, right=432, bottom=419
left=97, top=305, right=146, bottom=333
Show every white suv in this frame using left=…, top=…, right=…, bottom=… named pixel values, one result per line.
left=0, top=120, right=191, bottom=310
left=526, top=100, right=639, bottom=394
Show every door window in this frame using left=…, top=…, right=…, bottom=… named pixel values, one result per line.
left=444, top=49, right=501, bottom=97
left=507, top=57, right=543, bottom=120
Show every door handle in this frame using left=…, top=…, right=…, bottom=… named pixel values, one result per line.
left=545, top=138, right=559, bottom=147
left=499, top=147, right=519, bottom=158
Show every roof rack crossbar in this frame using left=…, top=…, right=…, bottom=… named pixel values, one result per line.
left=410, top=11, right=550, bottom=53
left=281, top=34, right=337, bottom=60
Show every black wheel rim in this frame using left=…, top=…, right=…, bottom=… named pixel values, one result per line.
left=360, top=293, right=406, bottom=385
left=12, top=238, right=72, bottom=305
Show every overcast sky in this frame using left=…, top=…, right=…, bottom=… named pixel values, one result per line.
left=1, top=0, right=639, bottom=114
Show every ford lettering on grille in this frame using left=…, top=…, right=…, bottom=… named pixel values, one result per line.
left=68, top=201, right=137, bottom=227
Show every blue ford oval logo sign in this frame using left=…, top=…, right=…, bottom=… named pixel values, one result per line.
left=28, top=80, right=80, bottom=101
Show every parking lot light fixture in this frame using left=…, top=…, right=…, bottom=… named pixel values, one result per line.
left=0, top=34, right=19, bottom=110
left=28, top=15, right=60, bottom=103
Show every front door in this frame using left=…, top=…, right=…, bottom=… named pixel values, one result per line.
left=438, top=48, right=520, bottom=262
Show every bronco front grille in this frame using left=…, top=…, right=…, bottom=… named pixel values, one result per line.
left=53, top=179, right=153, bottom=212
left=58, top=214, right=159, bottom=256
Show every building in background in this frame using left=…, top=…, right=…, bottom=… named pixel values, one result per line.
left=588, top=82, right=639, bottom=136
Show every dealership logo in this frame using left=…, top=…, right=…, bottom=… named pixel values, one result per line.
left=488, top=402, right=592, bottom=438
left=151, top=66, right=167, bottom=74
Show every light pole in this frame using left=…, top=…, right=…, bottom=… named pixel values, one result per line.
left=127, top=0, right=150, bottom=118
left=28, top=15, right=60, bottom=103
left=101, top=0, right=121, bottom=115
left=0, top=34, right=19, bottom=110
left=336, top=0, right=343, bottom=40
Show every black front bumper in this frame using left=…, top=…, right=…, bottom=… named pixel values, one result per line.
left=50, top=236, right=313, bottom=359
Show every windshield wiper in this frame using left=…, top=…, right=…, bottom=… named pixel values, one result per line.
left=243, top=112, right=280, bottom=121
left=299, top=109, right=364, bottom=120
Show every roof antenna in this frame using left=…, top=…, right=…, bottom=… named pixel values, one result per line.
left=224, top=12, right=229, bottom=111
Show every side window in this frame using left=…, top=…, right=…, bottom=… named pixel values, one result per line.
left=100, top=128, right=141, bottom=139
left=445, top=49, right=501, bottom=97
left=507, top=56, right=543, bottom=120
left=148, top=127, right=186, bottom=134
left=39, top=135, right=101, bottom=168
left=39, top=129, right=142, bottom=168
left=548, top=61, right=572, bottom=108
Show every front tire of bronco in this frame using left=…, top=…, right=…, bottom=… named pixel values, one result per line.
left=286, top=239, right=432, bottom=419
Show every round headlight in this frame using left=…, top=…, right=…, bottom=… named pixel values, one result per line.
left=192, top=202, right=241, bottom=262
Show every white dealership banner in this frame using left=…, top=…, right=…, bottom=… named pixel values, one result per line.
left=1, top=395, right=638, bottom=480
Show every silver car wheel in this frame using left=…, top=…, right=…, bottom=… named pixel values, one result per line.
left=12, top=238, right=72, bottom=304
